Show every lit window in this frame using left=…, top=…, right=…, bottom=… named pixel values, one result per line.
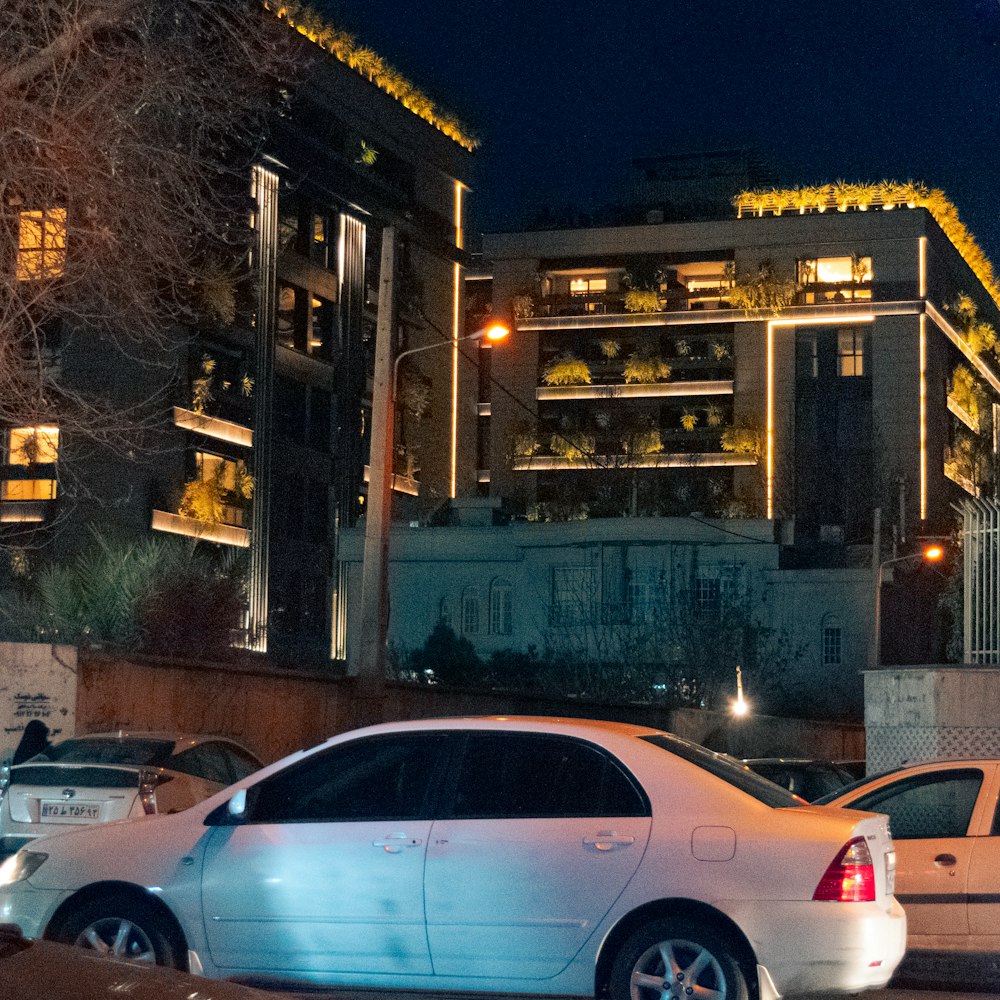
left=837, top=329, right=865, bottom=377
left=1, top=479, right=57, bottom=501
left=799, top=256, right=872, bottom=284
left=461, top=589, right=480, bottom=635
left=569, top=277, right=607, bottom=295
left=192, top=451, right=248, bottom=526
left=8, top=427, right=59, bottom=465
left=489, top=579, right=513, bottom=635
left=823, top=624, right=842, bottom=665
left=17, top=208, right=67, bottom=281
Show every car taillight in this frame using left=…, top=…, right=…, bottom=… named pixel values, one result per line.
left=138, top=770, right=171, bottom=816
left=813, top=836, right=876, bottom=902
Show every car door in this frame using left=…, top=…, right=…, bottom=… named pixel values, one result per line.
left=843, top=766, right=988, bottom=943
left=425, top=731, right=651, bottom=981
left=201, top=731, right=449, bottom=977
left=967, top=763, right=1000, bottom=948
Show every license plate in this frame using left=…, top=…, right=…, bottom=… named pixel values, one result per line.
left=40, top=801, right=101, bottom=821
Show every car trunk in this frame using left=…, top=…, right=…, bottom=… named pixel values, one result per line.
left=7, top=764, right=143, bottom=826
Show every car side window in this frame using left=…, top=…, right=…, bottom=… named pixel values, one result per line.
left=848, top=769, right=983, bottom=839
left=171, top=743, right=231, bottom=785
left=248, top=733, right=447, bottom=824
left=446, top=733, right=648, bottom=819
left=221, top=745, right=262, bottom=783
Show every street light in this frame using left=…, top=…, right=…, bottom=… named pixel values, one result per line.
left=872, top=543, right=945, bottom=667
left=392, top=321, right=509, bottom=396
left=356, top=282, right=510, bottom=708
left=730, top=664, right=749, bottom=716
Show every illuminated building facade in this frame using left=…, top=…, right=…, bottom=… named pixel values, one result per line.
left=1, top=21, right=474, bottom=664
left=479, top=189, right=1000, bottom=549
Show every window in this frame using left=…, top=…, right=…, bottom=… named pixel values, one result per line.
left=7, top=426, right=59, bottom=465
left=447, top=733, right=648, bottom=819
left=569, top=277, right=607, bottom=295
left=3, top=426, right=59, bottom=501
left=551, top=565, right=597, bottom=624
left=797, top=256, right=872, bottom=303
left=439, top=597, right=453, bottom=629
left=822, top=623, right=842, bottom=665
left=249, top=733, right=447, bottom=824
left=837, top=329, right=865, bottom=377
left=193, top=451, right=248, bottom=526
left=848, top=769, right=983, bottom=840
left=17, top=207, right=67, bottom=281
left=694, top=577, right=722, bottom=615
left=489, top=578, right=513, bottom=635
left=461, top=588, right=480, bottom=635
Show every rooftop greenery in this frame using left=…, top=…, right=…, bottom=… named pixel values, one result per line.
left=733, top=181, right=999, bottom=310
left=267, top=2, right=478, bottom=151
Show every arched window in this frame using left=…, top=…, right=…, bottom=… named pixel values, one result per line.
left=490, top=578, right=513, bottom=635
left=822, top=616, right=842, bottom=665
left=439, top=597, right=453, bottom=629
left=461, top=588, right=480, bottom=635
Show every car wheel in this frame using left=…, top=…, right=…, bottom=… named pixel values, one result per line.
left=55, top=894, right=180, bottom=967
left=610, top=918, right=749, bottom=1000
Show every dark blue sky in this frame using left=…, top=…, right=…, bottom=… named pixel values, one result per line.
left=321, top=1, right=1000, bottom=259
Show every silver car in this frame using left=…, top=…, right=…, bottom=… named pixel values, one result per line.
left=0, top=717, right=905, bottom=998
left=0, top=732, right=261, bottom=858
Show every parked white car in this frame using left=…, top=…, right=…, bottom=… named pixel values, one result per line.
left=820, top=758, right=1000, bottom=958
left=0, top=717, right=905, bottom=999
left=0, top=732, right=262, bottom=858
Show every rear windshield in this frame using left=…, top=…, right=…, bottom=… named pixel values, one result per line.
left=641, top=734, right=804, bottom=807
left=32, top=737, right=175, bottom=767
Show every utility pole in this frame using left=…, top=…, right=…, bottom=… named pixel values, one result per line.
left=355, top=226, right=397, bottom=721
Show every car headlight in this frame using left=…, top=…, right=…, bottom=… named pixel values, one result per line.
left=0, top=851, right=48, bottom=887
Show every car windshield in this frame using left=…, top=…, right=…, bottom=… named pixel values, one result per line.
left=641, top=734, right=804, bottom=807
left=31, top=737, right=176, bottom=767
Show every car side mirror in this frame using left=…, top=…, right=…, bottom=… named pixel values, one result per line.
left=204, top=788, right=250, bottom=827
left=228, top=788, right=248, bottom=818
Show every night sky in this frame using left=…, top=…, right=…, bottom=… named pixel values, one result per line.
left=320, top=1, right=1000, bottom=259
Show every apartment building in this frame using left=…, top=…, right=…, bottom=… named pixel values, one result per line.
left=1, top=10, right=476, bottom=663
left=478, top=183, right=1000, bottom=551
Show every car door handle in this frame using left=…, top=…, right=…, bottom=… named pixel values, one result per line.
left=934, top=853, right=958, bottom=868
left=584, top=833, right=635, bottom=851
left=373, top=834, right=422, bottom=853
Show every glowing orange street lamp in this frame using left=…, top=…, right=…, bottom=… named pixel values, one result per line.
left=730, top=664, right=749, bottom=717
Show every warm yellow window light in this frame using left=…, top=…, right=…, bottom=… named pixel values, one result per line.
left=8, top=427, right=59, bottom=465
left=16, top=208, right=67, bottom=281
left=196, top=451, right=238, bottom=491
left=1, top=479, right=57, bottom=501
left=569, top=277, right=607, bottom=295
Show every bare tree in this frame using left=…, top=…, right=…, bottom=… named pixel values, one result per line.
left=0, top=0, right=298, bottom=536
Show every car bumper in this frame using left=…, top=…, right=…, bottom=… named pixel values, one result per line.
left=0, top=879, right=70, bottom=939
left=725, top=897, right=907, bottom=995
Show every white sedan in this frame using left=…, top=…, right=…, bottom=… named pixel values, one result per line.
left=821, top=758, right=1000, bottom=958
left=0, top=717, right=905, bottom=1000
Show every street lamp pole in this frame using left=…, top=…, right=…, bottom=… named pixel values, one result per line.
left=354, top=231, right=508, bottom=714
left=872, top=543, right=945, bottom=668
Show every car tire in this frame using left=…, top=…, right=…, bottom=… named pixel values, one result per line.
left=54, top=893, right=181, bottom=968
left=610, top=917, right=749, bottom=1000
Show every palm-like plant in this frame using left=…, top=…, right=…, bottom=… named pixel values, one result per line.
left=543, top=353, right=591, bottom=386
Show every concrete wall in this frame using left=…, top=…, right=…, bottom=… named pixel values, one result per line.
left=69, top=649, right=862, bottom=766
left=864, top=666, right=1000, bottom=772
left=0, top=643, right=77, bottom=763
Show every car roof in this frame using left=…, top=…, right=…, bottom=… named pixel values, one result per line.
left=54, top=732, right=248, bottom=753
left=360, top=716, right=669, bottom=739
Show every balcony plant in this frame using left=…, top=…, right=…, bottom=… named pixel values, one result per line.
left=711, top=342, right=731, bottom=361
left=543, top=352, right=591, bottom=386
left=624, top=288, right=661, bottom=314
left=179, top=462, right=254, bottom=527
left=729, top=260, right=796, bottom=316
left=949, top=365, right=987, bottom=429
left=680, top=410, right=698, bottom=431
left=706, top=404, right=723, bottom=428
left=721, top=423, right=762, bottom=457
left=622, top=428, right=663, bottom=457
left=675, top=339, right=691, bottom=357
left=549, top=430, right=596, bottom=461
left=623, top=352, right=671, bottom=384
left=598, top=338, right=621, bottom=360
